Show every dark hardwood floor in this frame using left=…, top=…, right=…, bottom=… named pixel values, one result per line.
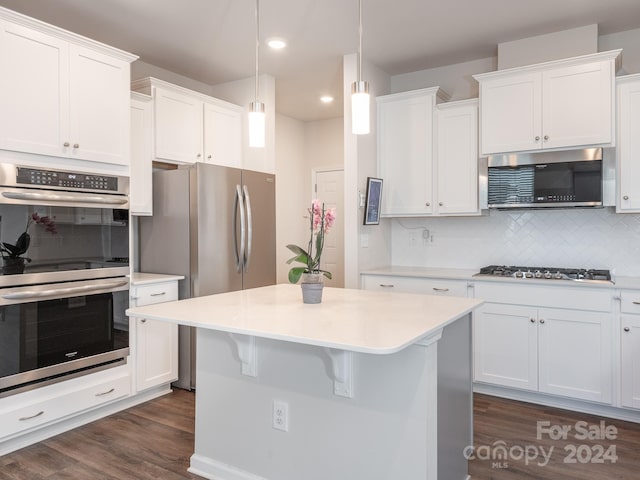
left=2, top=390, right=640, bottom=479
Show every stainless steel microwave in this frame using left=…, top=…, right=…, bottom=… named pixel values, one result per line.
left=487, top=148, right=603, bottom=209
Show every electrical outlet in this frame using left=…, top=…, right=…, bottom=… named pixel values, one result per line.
left=272, top=400, right=289, bottom=432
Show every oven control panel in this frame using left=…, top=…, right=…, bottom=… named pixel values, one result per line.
left=16, top=167, right=119, bottom=191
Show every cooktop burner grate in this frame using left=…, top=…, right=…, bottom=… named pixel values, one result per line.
left=475, top=265, right=612, bottom=283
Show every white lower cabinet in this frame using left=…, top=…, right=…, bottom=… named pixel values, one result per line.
left=361, top=274, right=468, bottom=297
left=620, top=290, right=640, bottom=409
left=0, top=367, right=130, bottom=441
left=473, top=282, right=613, bottom=404
left=130, top=276, right=180, bottom=392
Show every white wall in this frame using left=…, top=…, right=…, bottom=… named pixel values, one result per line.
left=305, top=117, right=343, bottom=171
left=600, top=28, right=640, bottom=74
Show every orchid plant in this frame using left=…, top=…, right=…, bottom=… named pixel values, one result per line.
left=286, top=199, right=336, bottom=283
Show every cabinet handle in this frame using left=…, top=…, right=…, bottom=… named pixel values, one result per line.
left=63, top=142, right=70, bottom=147
left=543, top=135, right=549, bottom=141
left=633, top=301, right=640, bottom=305
left=140, top=318, right=147, bottom=323
left=150, top=292, right=166, bottom=297
left=530, top=318, right=536, bottom=323
left=379, top=284, right=394, bottom=288
left=73, top=143, right=79, bottom=149
left=539, top=319, right=545, bottom=324
left=197, top=153, right=202, bottom=158
left=95, top=387, right=115, bottom=397
left=208, top=155, right=212, bottom=160
left=534, top=136, right=540, bottom=141
left=432, top=287, right=449, bottom=292
left=425, top=202, right=430, bottom=207
left=19, top=411, right=44, bottom=421
left=624, top=327, right=631, bottom=332
left=624, top=195, right=630, bottom=200
left=438, top=202, right=443, bottom=206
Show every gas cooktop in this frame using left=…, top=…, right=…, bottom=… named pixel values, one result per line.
left=474, top=265, right=613, bottom=284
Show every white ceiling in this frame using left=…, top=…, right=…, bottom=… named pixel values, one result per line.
left=1, top=0, right=640, bottom=122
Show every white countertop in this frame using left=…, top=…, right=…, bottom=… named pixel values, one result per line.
left=126, top=284, right=482, bottom=354
left=362, top=266, right=640, bottom=290
left=130, top=272, right=185, bottom=285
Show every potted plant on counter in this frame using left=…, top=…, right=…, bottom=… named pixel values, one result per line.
left=286, top=199, right=336, bottom=304
left=1, top=212, right=57, bottom=275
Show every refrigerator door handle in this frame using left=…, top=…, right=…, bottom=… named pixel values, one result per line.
left=233, top=184, right=246, bottom=273
left=243, top=185, right=253, bottom=272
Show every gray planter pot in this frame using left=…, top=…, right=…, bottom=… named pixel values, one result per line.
left=301, top=282, right=324, bottom=304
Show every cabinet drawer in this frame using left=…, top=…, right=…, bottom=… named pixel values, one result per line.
left=0, top=373, right=130, bottom=440
left=132, top=282, right=178, bottom=307
left=362, top=275, right=468, bottom=297
left=620, top=290, right=640, bottom=314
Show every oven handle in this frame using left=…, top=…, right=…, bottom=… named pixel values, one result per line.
left=1, top=279, right=129, bottom=300
left=2, top=191, right=128, bottom=205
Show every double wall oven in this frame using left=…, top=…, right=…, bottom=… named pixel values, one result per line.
left=0, top=163, right=129, bottom=397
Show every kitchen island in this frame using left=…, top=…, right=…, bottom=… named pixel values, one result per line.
left=126, top=284, right=482, bottom=480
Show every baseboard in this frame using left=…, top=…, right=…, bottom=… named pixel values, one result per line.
left=0, top=384, right=172, bottom=456
left=189, top=454, right=268, bottom=480
left=474, top=383, right=640, bottom=423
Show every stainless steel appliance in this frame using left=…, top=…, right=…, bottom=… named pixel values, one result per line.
left=474, top=265, right=612, bottom=284
left=0, top=163, right=130, bottom=396
left=139, top=164, right=276, bottom=389
left=487, top=148, right=603, bottom=209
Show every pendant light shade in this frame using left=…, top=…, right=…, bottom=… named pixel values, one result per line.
left=351, top=0, right=370, bottom=135
left=249, top=0, right=265, bottom=148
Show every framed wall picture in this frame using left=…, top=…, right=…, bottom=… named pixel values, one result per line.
left=363, top=177, right=383, bottom=225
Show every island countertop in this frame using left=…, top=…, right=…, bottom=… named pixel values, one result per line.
left=126, top=284, right=483, bottom=354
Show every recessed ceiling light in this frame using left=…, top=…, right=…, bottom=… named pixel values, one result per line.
left=267, top=38, right=286, bottom=50
left=320, top=96, right=334, bottom=104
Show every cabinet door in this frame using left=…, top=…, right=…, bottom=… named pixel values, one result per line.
left=479, top=71, right=541, bottom=155
left=378, top=94, right=433, bottom=216
left=436, top=101, right=479, bottom=215
left=621, top=316, right=640, bottom=409
left=153, top=87, right=203, bottom=164
left=538, top=308, right=612, bottom=404
left=136, top=318, right=179, bottom=391
left=617, top=78, right=640, bottom=212
left=542, top=60, right=613, bottom=150
left=0, top=21, right=69, bottom=157
left=69, top=45, right=130, bottom=165
left=203, top=101, right=242, bottom=168
left=473, top=303, right=538, bottom=391
left=130, top=96, right=153, bottom=215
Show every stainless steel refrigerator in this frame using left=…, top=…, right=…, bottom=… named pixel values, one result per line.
left=139, top=163, right=276, bottom=389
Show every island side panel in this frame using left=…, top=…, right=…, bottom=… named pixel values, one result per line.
left=190, top=329, right=438, bottom=480
left=438, top=313, right=473, bottom=479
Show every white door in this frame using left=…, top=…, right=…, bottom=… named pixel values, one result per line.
left=542, top=60, right=613, bottom=150
left=203, top=101, right=242, bottom=168
left=473, top=303, right=538, bottom=391
left=0, top=21, right=69, bottom=157
left=69, top=44, right=130, bottom=165
left=621, top=316, right=640, bottom=409
left=436, top=100, right=479, bottom=215
left=153, top=87, right=203, bottom=163
left=479, top=71, right=541, bottom=155
left=617, top=77, right=640, bottom=212
left=315, top=169, right=344, bottom=288
left=538, top=308, right=612, bottom=404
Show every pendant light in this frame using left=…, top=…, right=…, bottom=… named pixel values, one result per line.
left=249, top=0, right=265, bottom=148
left=351, top=0, right=370, bottom=135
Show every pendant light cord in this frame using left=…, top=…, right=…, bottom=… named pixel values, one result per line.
left=255, top=0, right=260, bottom=102
left=357, top=0, right=362, bottom=83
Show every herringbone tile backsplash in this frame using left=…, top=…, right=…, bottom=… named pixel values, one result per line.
left=391, top=208, right=640, bottom=276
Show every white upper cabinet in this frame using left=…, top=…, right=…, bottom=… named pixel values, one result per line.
left=132, top=77, right=245, bottom=170
left=203, top=100, right=243, bottom=168
left=153, top=86, right=203, bottom=164
left=616, top=74, right=640, bottom=213
left=377, top=89, right=480, bottom=217
left=435, top=99, right=479, bottom=215
left=130, top=93, right=153, bottom=216
left=0, top=10, right=136, bottom=167
left=474, top=50, right=620, bottom=156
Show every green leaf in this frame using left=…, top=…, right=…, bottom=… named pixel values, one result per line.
left=320, top=270, right=332, bottom=280
left=286, top=244, right=308, bottom=257
left=288, top=266, right=307, bottom=284
left=286, top=253, right=309, bottom=265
